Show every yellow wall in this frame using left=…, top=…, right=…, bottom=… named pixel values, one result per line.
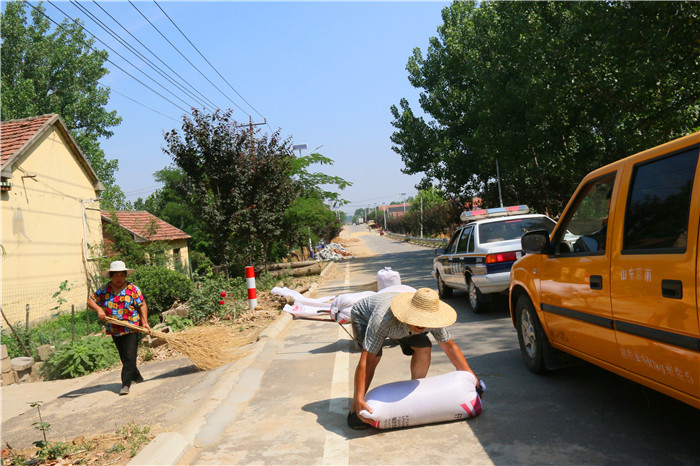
left=167, top=238, right=191, bottom=276
left=1, top=126, right=102, bottom=324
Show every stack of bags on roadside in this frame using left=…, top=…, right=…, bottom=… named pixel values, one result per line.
left=272, top=267, right=416, bottom=323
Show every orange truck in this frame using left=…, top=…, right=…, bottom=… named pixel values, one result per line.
left=509, top=131, right=700, bottom=409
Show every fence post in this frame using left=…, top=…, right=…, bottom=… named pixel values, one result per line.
left=245, top=266, right=257, bottom=310
left=25, top=304, right=30, bottom=334
left=71, top=305, right=75, bottom=343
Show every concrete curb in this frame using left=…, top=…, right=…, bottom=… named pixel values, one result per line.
left=129, top=301, right=296, bottom=464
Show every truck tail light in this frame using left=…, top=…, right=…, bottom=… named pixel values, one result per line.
left=485, top=251, right=518, bottom=264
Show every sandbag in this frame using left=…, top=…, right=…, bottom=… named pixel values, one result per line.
left=329, top=291, right=375, bottom=324
left=377, top=284, right=416, bottom=295
left=359, top=371, right=481, bottom=429
left=282, top=303, right=330, bottom=319
left=376, top=267, right=401, bottom=291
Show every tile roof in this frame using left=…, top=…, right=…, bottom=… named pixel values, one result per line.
left=1, top=114, right=57, bottom=168
left=102, top=211, right=191, bottom=241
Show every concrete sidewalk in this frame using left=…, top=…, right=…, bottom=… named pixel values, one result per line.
left=130, top=312, right=294, bottom=465
left=0, top=312, right=294, bottom=459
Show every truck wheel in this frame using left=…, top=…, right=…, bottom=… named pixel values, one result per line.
left=437, top=274, right=453, bottom=298
left=467, top=278, right=488, bottom=313
left=515, top=294, right=548, bottom=374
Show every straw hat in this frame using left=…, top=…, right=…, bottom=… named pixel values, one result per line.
left=101, top=260, right=135, bottom=279
left=390, top=288, right=457, bottom=328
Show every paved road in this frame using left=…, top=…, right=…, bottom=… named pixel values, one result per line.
left=183, top=226, right=700, bottom=465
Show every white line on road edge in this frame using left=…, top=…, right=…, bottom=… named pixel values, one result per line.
left=321, top=262, right=352, bottom=465
left=322, top=324, right=351, bottom=465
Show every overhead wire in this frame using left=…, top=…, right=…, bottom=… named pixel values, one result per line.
left=70, top=0, right=213, bottom=111
left=105, top=85, right=179, bottom=123
left=153, top=0, right=268, bottom=123
left=39, top=1, right=190, bottom=114
left=47, top=0, right=198, bottom=113
left=89, top=0, right=220, bottom=112
left=128, top=0, right=251, bottom=118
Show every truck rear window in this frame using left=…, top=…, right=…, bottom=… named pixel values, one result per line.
left=623, top=147, right=698, bottom=252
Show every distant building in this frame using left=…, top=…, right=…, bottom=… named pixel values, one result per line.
left=379, top=203, right=411, bottom=218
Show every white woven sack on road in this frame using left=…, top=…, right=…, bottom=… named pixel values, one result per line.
left=377, top=284, right=416, bottom=294
left=282, top=303, right=330, bottom=318
left=376, top=267, right=401, bottom=291
left=329, top=291, right=376, bottom=324
left=359, top=371, right=482, bottom=429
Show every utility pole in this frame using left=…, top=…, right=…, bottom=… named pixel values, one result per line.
left=419, top=194, right=424, bottom=238
left=496, top=160, right=504, bottom=208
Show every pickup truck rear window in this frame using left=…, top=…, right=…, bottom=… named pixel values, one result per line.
left=623, top=147, right=699, bottom=252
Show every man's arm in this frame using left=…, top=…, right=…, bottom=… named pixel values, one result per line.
left=354, top=349, right=381, bottom=417
left=438, top=339, right=480, bottom=387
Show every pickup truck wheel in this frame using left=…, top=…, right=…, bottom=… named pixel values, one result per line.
left=467, top=278, right=488, bottom=313
left=515, top=294, right=548, bottom=374
left=437, top=274, right=453, bottom=298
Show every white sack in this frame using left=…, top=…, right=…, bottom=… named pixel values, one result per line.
left=376, top=267, right=401, bottom=291
left=271, top=286, right=335, bottom=308
left=359, top=371, right=482, bottom=429
left=282, top=303, right=330, bottom=319
left=329, top=291, right=376, bottom=324
left=377, top=284, right=416, bottom=295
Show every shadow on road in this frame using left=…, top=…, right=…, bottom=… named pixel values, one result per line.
left=59, top=382, right=122, bottom=398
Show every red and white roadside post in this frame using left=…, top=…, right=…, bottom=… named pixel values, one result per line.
left=245, top=266, right=257, bottom=310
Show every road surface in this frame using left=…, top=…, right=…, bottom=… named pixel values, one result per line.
left=184, top=226, right=700, bottom=465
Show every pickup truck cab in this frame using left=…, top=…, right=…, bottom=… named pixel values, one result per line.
left=509, top=131, right=700, bottom=409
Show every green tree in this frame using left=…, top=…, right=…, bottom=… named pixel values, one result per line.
left=0, top=1, right=126, bottom=208
left=162, top=109, right=299, bottom=273
left=391, top=1, right=700, bottom=214
left=281, top=151, right=350, bottom=256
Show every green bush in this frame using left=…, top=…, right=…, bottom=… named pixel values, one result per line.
left=41, top=336, right=119, bottom=380
left=164, top=315, right=193, bottom=332
left=131, top=266, right=194, bottom=314
left=187, top=271, right=279, bottom=323
left=1, top=310, right=103, bottom=360
left=187, top=274, right=237, bottom=323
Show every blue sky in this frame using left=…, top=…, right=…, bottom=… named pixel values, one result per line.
left=22, top=1, right=452, bottom=215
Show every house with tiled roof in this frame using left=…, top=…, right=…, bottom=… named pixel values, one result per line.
left=101, top=210, right=191, bottom=276
left=1, top=114, right=104, bottom=323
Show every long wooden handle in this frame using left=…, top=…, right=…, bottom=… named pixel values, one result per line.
left=104, top=316, right=151, bottom=334
left=103, top=316, right=169, bottom=339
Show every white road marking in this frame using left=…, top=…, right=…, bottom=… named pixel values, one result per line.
left=322, top=262, right=352, bottom=465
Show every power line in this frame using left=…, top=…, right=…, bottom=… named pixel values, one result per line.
left=70, top=0, right=212, bottom=111
left=106, top=85, right=179, bottom=122
left=40, top=1, right=190, bottom=114
left=89, top=0, right=221, bottom=111
left=69, top=0, right=212, bottom=111
left=153, top=0, right=267, bottom=122
left=129, top=0, right=251, bottom=118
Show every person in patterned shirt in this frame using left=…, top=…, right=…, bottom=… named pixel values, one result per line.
left=87, top=261, right=150, bottom=396
left=347, top=288, right=482, bottom=429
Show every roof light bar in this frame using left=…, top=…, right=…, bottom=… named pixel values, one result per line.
left=460, top=205, right=530, bottom=223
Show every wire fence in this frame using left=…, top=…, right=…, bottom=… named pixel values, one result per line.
left=1, top=279, right=89, bottom=327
